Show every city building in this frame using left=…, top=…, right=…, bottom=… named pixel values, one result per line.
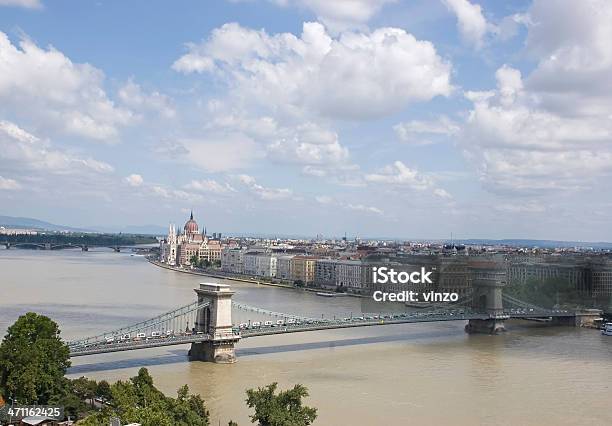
left=335, top=260, right=366, bottom=293
left=291, top=256, right=318, bottom=285
left=221, top=248, right=245, bottom=274
left=159, top=211, right=225, bottom=267
left=315, top=259, right=338, bottom=289
left=276, top=255, right=295, bottom=280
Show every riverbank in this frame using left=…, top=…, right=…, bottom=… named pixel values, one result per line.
left=147, top=258, right=364, bottom=298
left=148, top=258, right=295, bottom=289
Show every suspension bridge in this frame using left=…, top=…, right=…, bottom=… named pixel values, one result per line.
left=67, top=278, right=602, bottom=362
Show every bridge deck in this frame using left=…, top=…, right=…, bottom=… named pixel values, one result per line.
left=68, top=311, right=575, bottom=357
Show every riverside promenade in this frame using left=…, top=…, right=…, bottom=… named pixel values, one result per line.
left=147, top=258, right=364, bottom=297
left=148, top=258, right=295, bottom=289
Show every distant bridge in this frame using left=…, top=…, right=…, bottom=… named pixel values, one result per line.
left=2, top=242, right=144, bottom=252
left=68, top=276, right=602, bottom=362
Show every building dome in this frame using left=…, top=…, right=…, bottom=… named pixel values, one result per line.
left=184, top=211, right=199, bottom=234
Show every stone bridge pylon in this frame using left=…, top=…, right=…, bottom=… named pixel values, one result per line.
left=188, top=282, right=241, bottom=363
left=465, top=259, right=509, bottom=334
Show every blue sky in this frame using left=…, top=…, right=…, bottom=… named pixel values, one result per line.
left=0, top=0, right=611, bottom=241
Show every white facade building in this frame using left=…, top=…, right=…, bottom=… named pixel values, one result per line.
left=221, top=248, right=245, bottom=274
left=336, top=260, right=365, bottom=292
left=276, top=255, right=294, bottom=280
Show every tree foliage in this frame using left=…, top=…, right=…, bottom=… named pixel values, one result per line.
left=246, top=383, right=317, bottom=426
left=0, top=312, right=71, bottom=404
left=2, top=232, right=156, bottom=246
left=96, top=380, right=112, bottom=402
left=80, top=368, right=209, bottom=426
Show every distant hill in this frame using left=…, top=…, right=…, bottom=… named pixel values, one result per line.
left=454, top=239, right=612, bottom=249
left=91, top=224, right=167, bottom=235
left=0, top=215, right=92, bottom=233
left=0, top=215, right=168, bottom=235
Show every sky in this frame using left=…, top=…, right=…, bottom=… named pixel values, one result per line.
left=0, top=0, right=611, bottom=241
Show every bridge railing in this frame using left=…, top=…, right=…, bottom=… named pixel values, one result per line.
left=502, top=294, right=554, bottom=314
left=68, top=300, right=211, bottom=349
left=231, top=302, right=323, bottom=323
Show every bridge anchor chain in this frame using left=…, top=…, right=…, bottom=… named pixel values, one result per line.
left=188, top=282, right=240, bottom=363
left=465, top=260, right=508, bottom=334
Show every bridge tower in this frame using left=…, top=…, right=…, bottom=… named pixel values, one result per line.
left=189, top=282, right=240, bottom=363
left=465, top=259, right=508, bottom=334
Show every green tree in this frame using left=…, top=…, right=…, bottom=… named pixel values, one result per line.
left=48, top=378, right=87, bottom=420
left=96, top=380, right=112, bottom=402
left=0, top=312, right=71, bottom=404
left=190, top=255, right=201, bottom=267
left=72, top=376, right=98, bottom=408
left=245, top=383, right=317, bottom=426
left=80, top=368, right=209, bottom=426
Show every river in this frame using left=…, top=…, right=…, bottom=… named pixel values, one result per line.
left=1, top=249, right=611, bottom=425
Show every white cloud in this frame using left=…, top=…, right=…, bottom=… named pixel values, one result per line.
left=151, top=185, right=202, bottom=202
left=0, top=175, right=20, bottom=190
left=461, top=62, right=612, bottom=194
left=0, top=33, right=133, bottom=141
left=394, top=116, right=459, bottom=145
left=345, top=203, right=383, bottom=215
left=0, top=120, right=114, bottom=175
left=315, top=195, right=333, bottom=204
left=365, top=161, right=452, bottom=198
left=172, top=54, right=215, bottom=74
left=289, top=0, right=396, bottom=33
left=524, top=0, right=612, bottom=117
left=173, top=22, right=452, bottom=120
left=0, top=0, right=41, bottom=9
left=494, top=201, right=546, bottom=214
left=453, top=1, right=612, bottom=196
left=442, top=0, right=490, bottom=49
left=205, top=102, right=354, bottom=173
left=314, top=194, right=383, bottom=215
left=125, top=174, right=143, bottom=187
left=161, top=134, right=262, bottom=173
left=302, top=166, right=329, bottom=177
left=118, top=79, right=175, bottom=119
left=208, top=110, right=280, bottom=141
left=232, top=0, right=394, bottom=33
left=185, top=179, right=236, bottom=194
left=266, top=122, right=350, bottom=166
left=365, top=161, right=434, bottom=190
left=237, top=174, right=293, bottom=200
left=433, top=188, right=452, bottom=199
